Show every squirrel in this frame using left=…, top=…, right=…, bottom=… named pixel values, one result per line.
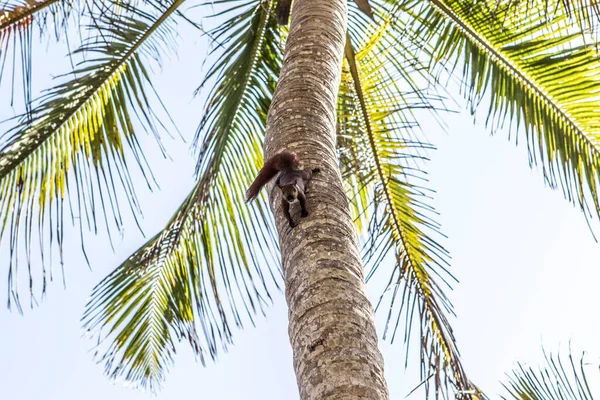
left=246, top=151, right=320, bottom=228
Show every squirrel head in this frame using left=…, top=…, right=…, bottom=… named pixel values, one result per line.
left=278, top=183, right=298, bottom=203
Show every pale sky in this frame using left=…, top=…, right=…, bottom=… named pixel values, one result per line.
left=1, top=9, right=600, bottom=400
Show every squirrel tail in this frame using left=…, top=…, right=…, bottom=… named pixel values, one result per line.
left=275, top=0, right=291, bottom=25
left=246, top=151, right=299, bottom=202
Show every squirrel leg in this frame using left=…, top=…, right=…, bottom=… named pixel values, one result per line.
left=302, top=168, right=319, bottom=194
left=299, top=191, right=308, bottom=218
left=282, top=198, right=296, bottom=228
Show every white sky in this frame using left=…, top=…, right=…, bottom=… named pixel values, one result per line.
left=1, top=8, right=600, bottom=400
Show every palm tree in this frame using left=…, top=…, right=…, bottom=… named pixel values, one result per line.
left=260, top=2, right=390, bottom=398
left=3, top=0, right=600, bottom=397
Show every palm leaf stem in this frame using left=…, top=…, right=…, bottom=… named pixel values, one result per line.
left=0, top=0, right=60, bottom=30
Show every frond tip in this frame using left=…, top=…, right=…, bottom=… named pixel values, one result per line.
left=0, top=0, right=71, bottom=111
left=502, top=348, right=597, bottom=400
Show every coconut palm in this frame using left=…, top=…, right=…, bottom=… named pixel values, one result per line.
left=3, top=0, right=600, bottom=397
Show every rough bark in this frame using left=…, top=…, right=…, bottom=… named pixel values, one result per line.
left=263, top=0, right=389, bottom=399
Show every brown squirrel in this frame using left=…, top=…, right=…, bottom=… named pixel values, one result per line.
left=246, top=151, right=320, bottom=228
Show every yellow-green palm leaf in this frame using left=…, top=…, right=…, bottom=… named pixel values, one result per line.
left=407, top=0, right=600, bottom=227
left=82, top=0, right=284, bottom=389
left=1, top=0, right=177, bottom=310
left=341, top=8, right=485, bottom=397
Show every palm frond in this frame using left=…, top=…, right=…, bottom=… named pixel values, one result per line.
left=82, top=0, right=284, bottom=389
left=1, top=0, right=177, bottom=310
left=405, top=0, right=600, bottom=231
left=547, top=0, right=600, bottom=31
left=0, top=0, right=74, bottom=112
left=502, top=348, right=597, bottom=400
left=340, top=13, right=484, bottom=398
left=501, top=0, right=600, bottom=33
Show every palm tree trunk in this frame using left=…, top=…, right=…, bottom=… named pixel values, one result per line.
left=263, top=0, right=389, bottom=398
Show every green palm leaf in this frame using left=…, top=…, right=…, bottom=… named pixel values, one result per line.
left=341, top=11, right=484, bottom=397
left=502, top=349, right=597, bottom=400
left=501, top=0, right=600, bottom=32
left=556, top=0, right=600, bottom=30
left=1, top=0, right=176, bottom=310
left=406, top=0, right=600, bottom=229
left=82, top=0, right=284, bottom=389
